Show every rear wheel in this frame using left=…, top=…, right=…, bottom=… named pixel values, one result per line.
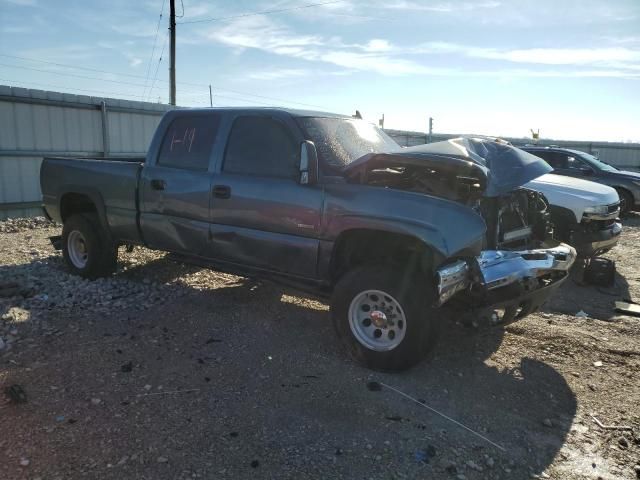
left=331, top=265, right=441, bottom=371
left=615, top=188, right=634, bottom=215
left=62, top=214, right=117, bottom=279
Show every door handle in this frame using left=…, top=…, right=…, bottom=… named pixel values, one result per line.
left=213, top=185, right=231, bottom=199
left=150, top=179, right=166, bottom=190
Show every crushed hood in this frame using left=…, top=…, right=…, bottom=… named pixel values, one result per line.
left=344, top=137, right=552, bottom=197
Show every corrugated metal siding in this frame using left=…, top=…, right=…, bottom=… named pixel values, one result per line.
left=385, top=129, right=640, bottom=168
left=0, top=85, right=172, bottom=219
left=2, top=84, right=640, bottom=220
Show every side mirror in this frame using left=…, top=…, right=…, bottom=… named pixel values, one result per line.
left=299, top=140, right=319, bottom=185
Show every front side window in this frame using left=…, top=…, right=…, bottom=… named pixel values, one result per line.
left=223, top=116, right=299, bottom=178
left=158, top=115, right=220, bottom=170
left=566, top=155, right=586, bottom=171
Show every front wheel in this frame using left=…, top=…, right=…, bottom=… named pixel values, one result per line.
left=330, top=265, right=441, bottom=371
left=615, top=188, right=634, bottom=216
left=62, top=214, right=117, bottom=279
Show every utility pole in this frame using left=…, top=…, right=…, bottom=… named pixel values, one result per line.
left=209, top=85, right=213, bottom=107
left=428, top=117, right=433, bottom=143
left=169, top=0, right=176, bottom=106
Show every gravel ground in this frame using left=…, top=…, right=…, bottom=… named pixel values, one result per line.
left=1, top=217, right=639, bottom=480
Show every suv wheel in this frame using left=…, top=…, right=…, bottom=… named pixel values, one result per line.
left=62, top=214, right=117, bottom=279
left=615, top=188, right=633, bottom=215
left=331, top=265, right=440, bottom=371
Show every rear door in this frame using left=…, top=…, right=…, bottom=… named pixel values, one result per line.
left=207, top=114, right=323, bottom=279
left=140, top=113, right=221, bottom=256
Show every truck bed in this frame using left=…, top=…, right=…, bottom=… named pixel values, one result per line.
left=40, top=156, right=145, bottom=244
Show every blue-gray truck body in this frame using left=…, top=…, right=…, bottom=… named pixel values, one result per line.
left=41, top=108, right=576, bottom=330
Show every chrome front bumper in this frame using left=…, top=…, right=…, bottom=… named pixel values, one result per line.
left=436, top=243, right=577, bottom=306
left=571, top=220, right=622, bottom=257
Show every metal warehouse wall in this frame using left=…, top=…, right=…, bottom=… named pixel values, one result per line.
left=0, top=85, right=172, bottom=219
left=2, top=84, right=640, bottom=220
left=385, top=129, right=640, bottom=168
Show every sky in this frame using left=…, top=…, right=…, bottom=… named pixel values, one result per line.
left=0, top=0, right=639, bottom=142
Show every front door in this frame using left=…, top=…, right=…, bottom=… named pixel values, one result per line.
left=208, top=115, right=323, bottom=279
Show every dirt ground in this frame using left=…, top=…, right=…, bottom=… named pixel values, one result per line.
left=1, top=217, right=639, bottom=480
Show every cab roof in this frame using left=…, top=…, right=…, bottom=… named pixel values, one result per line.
left=171, top=106, right=349, bottom=119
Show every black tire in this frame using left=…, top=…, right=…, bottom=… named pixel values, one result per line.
left=616, top=188, right=634, bottom=216
left=330, top=264, right=441, bottom=371
left=62, top=214, right=117, bottom=279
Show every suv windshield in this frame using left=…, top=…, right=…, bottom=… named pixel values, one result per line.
left=297, top=117, right=400, bottom=174
left=575, top=151, right=618, bottom=172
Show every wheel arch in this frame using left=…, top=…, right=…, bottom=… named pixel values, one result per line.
left=58, top=188, right=111, bottom=237
left=613, top=186, right=634, bottom=213
left=327, top=228, right=445, bottom=285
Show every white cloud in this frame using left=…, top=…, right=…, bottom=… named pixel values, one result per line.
left=0, top=25, right=32, bottom=33
left=246, top=68, right=312, bottom=80
left=207, top=16, right=436, bottom=75
left=111, top=20, right=161, bottom=38
left=362, top=39, right=392, bottom=52
left=204, top=14, right=640, bottom=79
left=475, top=47, right=640, bottom=66
left=381, top=0, right=501, bottom=12
left=3, top=0, right=37, bottom=5
left=412, top=42, right=640, bottom=71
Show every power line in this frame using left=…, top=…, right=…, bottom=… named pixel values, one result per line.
left=0, top=62, right=149, bottom=88
left=178, top=0, right=344, bottom=24
left=142, top=0, right=167, bottom=99
left=0, top=53, right=326, bottom=109
left=1, top=75, right=310, bottom=109
left=0, top=77, right=153, bottom=100
left=146, top=32, right=169, bottom=102
left=0, top=53, right=161, bottom=80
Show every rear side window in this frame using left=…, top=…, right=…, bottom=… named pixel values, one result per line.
left=158, top=115, right=220, bottom=170
left=223, top=116, right=298, bottom=178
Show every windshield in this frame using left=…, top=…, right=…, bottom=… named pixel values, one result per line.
left=576, top=151, right=618, bottom=172
left=297, top=117, right=400, bottom=174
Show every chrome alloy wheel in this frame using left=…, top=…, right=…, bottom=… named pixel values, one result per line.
left=67, top=230, right=89, bottom=268
left=348, top=289, right=407, bottom=351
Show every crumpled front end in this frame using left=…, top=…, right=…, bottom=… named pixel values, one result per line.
left=436, top=243, right=576, bottom=324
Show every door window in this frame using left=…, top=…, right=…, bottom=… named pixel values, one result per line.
left=566, top=155, right=588, bottom=171
left=535, top=151, right=563, bottom=169
left=223, top=116, right=299, bottom=178
left=158, top=115, right=220, bottom=170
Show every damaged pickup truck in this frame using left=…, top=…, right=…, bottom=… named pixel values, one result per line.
left=41, top=109, right=575, bottom=371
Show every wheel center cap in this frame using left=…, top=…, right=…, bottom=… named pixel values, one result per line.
left=370, top=310, right=387, bottom=328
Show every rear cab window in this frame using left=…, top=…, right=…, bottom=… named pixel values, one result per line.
left=157, top=114, right=221, bottom=170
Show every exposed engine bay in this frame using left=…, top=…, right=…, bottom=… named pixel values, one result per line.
left=478, top=189, right=551, bottom=250
left=350, top=163, right=552, bottom=251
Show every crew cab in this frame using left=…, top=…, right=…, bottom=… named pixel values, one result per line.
left=41, top=108, right=576, bottom=371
